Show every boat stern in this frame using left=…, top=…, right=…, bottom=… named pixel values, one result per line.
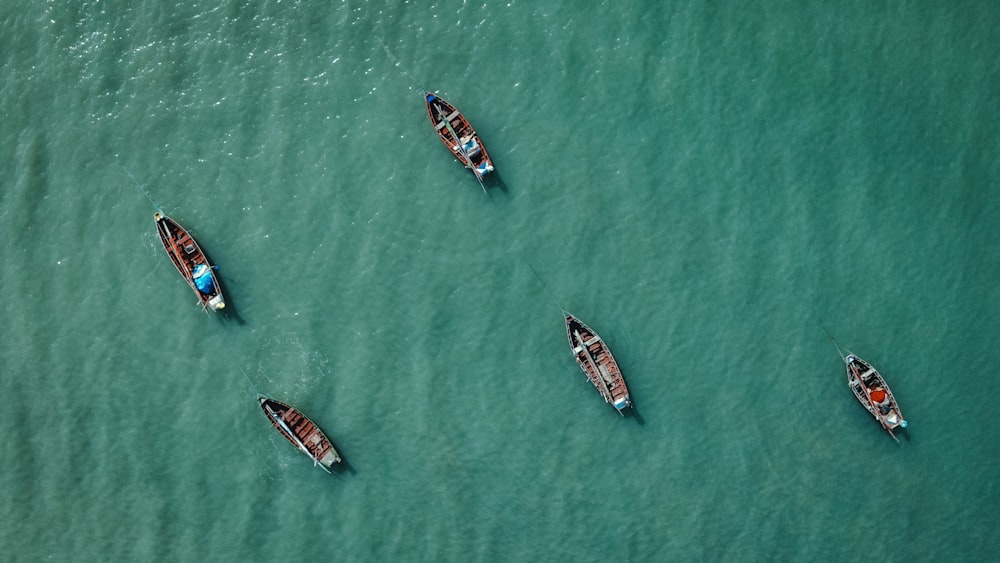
left=208, top=294, right=226, bottom=310
left=476, top=160, right=495, bottom=178
left=613, top=396, right=631, bottom=412
left=885, top=412, right=909, bottom=429
left=320, top=449, right=342, bottom=468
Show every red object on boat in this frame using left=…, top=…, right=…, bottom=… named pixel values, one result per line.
left=870, top=389, right=887, bottom=403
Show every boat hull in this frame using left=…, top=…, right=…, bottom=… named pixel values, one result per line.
left=845, top=354, right=907, bottom=438
left=259, top=397, right=342, bottom=471
left=154, top=213, right=225, bottom=311
left=424, top=92, right=495, bottom=181
left=565, top=314, right=632, bottom=413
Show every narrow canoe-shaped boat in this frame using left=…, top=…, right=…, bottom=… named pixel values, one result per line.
left=258, top=397, right=342, bottom=472
left=845, top=354, right=908, bottom=441
left=424, top=92, right=495, bottom=181
left=154, top=212, right=225, bottom=311
left=565, top=313, right=632, bottom=414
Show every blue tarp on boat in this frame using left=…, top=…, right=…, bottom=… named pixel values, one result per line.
left=192, top=263, right=214, bottom=294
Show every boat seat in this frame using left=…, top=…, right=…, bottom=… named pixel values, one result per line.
left=184, top=244, right=196, bottom=254
left=460, top=137, right=480, bottom=156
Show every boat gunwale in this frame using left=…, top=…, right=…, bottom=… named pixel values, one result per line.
left=424, top=92, right=495, bottom=180
left=564, top=313, right=631, bottom=412
left=154, top=212, right=225, bottom=310
left=845, top=354, right=906, bottom=434
left=258, top=397, right=342, bottom=470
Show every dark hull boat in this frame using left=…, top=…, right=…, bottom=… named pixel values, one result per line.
left=424, top=92, right=495, bottom=182
left=565, top=313, right=632, bottom=414
left=154, top=213, right=225, bottom=311
left=845, top=354, right=908, bottom=441
left=258, top=397, right=342, bottom=472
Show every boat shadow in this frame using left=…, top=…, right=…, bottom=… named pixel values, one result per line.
left=484, top=171, right=509, bottom=195
left=213, top=275, right=246, bottom=325
left=627, top=405, right=646, bottom=426
left=331, top=456, right=358, bottom=476
left=217, top=301, right=246, bottom=325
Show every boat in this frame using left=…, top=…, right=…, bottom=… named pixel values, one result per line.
left=424, top=92, right=495, bottom=182
left=258, top=397, right=342, bottom=472
left=154, top=212, right=225, bottom=311
left=565, top=313, right=632, bottom=414
left=845, top=353, right=908, bottom=441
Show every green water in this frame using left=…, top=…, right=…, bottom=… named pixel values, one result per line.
left=2, top=1, right=999, bottom=561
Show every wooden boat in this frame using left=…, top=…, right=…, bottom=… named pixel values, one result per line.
left=845, top=353, right=908, bottom=441
left=565, top=313, right=632, bottom=414
left=258, top=397, right=342, bottom=472
left=424, top=92, right=495, bottom=182
left=154, top=212, right=225, bottom=311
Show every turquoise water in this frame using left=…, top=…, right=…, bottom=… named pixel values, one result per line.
left=3, top=1, right=999, bottom=561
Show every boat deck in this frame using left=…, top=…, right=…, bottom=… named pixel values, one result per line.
left=155, top=213, right=225, bottom=311
left=260, top=398, right=341, bottom=469
left=845, top=355, right=905, bottom=433
left=566, top=314, right=631, bottom=412
left=425, top=93, right=494, bottom=178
